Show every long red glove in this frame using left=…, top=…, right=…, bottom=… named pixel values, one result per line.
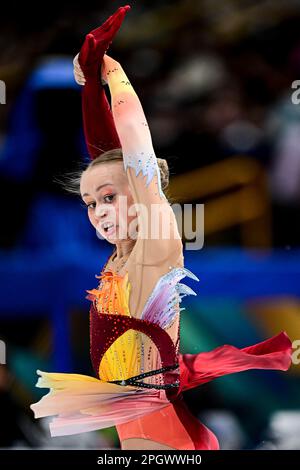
left=78, top=5, right=131, bottom=159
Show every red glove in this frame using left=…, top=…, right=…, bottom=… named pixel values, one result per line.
left=78, top=5, right=131, bottom=159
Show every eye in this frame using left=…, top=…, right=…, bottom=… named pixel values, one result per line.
left=86, top=202, right=96, bottom=210
left=103, top=194, right=115, bottom=203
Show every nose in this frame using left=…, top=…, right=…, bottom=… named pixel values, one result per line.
left=95, top=203, right=107, bottom=219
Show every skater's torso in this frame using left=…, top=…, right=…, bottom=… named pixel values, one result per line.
left=88, top=230, right=183, bottom=388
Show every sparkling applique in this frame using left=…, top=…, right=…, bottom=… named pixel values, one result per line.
left=87, top=259, right=199, bottom=387
left=86, top=270, right=131, bottom=317
left=89, top=305, right=179, bottom=393
left=140, top=267, right=200, bottom=329
left=87, top=269, right=139, bottom=381
left=124, top=152, right=166, bottom=200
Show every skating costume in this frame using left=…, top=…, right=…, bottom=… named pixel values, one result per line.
left=30, top=6, right=293, bottom=450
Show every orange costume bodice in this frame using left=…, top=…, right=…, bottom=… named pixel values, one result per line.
left=86, top=265, right=198, bottom=397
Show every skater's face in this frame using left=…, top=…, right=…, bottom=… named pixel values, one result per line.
left=80, top=161, right=138, bottom=243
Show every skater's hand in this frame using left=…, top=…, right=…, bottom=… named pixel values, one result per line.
left=73, top=53, right=86, bottom=85
left=73, top=52, right=118, bottom=86
left=78, top=5, right=130, bottom=77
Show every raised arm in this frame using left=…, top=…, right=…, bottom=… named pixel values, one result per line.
left=74, top=10, right=183, bottom=315
left=73, top=18, right=182, bottom=265
left=75, top=5, right=130, bottom=158
left=101, top=54, right=182, bottom=263
left=101, top=54, right=168, bottom=205
left=78, top=58, right=121, bottom=158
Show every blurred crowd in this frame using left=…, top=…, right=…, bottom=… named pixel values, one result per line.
left=1, top=0, right=300, bottom=248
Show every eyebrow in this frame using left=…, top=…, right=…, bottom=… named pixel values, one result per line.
left=82, top=183, right=113, bottom=198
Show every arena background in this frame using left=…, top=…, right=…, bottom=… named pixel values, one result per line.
left=0, top=0, right=299, bottom=450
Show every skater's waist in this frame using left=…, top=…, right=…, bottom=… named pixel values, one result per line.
left=106, top=364, right=180, bottom=390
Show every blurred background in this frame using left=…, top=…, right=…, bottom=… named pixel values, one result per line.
left=0, top=0, right=299, bottom=450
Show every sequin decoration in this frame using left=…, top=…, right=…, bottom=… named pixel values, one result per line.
left=124, top=152, right=166, bottom=200
left=140, top=267, right=199, bottom=329
left=86, top=270, right=142, bottom=381
left=86, top=264, right=199, bottom=389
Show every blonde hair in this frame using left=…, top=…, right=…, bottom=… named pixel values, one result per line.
left=59, top=148, right=170, bottom=198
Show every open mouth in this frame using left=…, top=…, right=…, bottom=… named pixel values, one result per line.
left=103, top=223, right=114, bottom=232
left=101, top=222, right=118, bottom=236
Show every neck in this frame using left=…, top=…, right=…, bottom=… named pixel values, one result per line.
left=114, top=238, right=136, bottom=260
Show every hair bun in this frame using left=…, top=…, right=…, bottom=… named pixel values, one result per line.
left=157, top=158, right=169, bottom=191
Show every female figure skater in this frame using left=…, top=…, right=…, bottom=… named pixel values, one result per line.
left=30, top=6, right=292, bottom=450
